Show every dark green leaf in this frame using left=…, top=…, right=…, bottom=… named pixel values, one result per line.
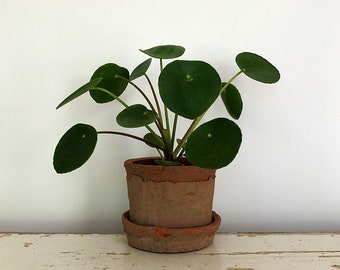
left=90, top=63, right=129, bottom=103
left=221, top=83, right=243, bottom=120
left=186, top=118, right=242, bottom=169
left=140, top=45, right=185, bottom=59
left=116, top=104, right=158, bottom=128
left=144, top=133, right=164, bottom=148
left=53, top=124, right=97, bottom=173
left=236, top=52, right=280, bottom=83
left=159, top=60, right=221, bottom=119
left=154, top=159, right=181, bottom=166
left=56, top=78, right=102, bottom=109
left=130, top=58, right=152, bottom=81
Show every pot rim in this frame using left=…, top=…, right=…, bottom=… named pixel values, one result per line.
left=125, top=156, right=191, bottom=166
left=124, top=157, right=216, bottom=183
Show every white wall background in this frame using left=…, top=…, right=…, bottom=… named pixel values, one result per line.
left=1, top=0, right=339, bottom=233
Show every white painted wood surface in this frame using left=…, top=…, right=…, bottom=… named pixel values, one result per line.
left=1, top=233, right=340, bottom=269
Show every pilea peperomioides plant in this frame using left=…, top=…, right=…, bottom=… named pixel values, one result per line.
left=53, top=45, right=280, bottom=173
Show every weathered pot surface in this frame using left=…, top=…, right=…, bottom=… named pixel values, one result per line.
left=123, top=157, right=220, bottom=253
left=124, top=157, right=217, bottom=228
left=122, top=210, right=221, bottom=253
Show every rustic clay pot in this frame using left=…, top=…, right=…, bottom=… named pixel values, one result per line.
left=122, top=210, right=221, bottom=253
left=122, top=157, right=221, bottom=253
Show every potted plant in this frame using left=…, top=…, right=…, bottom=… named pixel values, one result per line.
left=53, top=44, right=280, bottom=253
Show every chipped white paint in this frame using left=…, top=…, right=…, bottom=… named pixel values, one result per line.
left=1, top=233, right=340, bottom=269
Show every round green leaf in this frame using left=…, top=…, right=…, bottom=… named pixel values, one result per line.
left=236, top=52, right=280, bottom=83
left=144, top=133, right=164, bottom=149
left=116, top=104, right=158, bottom=128
left=130, top=58, right=152, bottom=81
left=90, top=63, right=129, bottom=103
left=140, top=45, right=185, bottom=59
left=53, top=124, right=97, bottom=173
left=186, top=118, right=242, bottom=169
left=221, top=83, right=243, bottom=120
left=159, top=60, right=221, bottom=119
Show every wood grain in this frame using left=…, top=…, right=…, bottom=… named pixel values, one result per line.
left=1, top=233, right=340, bottom=269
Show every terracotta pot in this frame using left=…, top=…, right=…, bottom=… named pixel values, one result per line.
left=122, top=157, right=221, bottom=253
left=122, top=210, right=221, bottom=253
